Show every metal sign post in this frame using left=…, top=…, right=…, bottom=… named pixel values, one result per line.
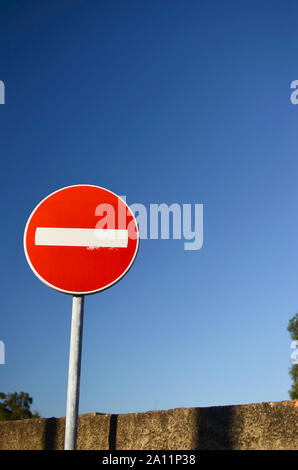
left=64, top=295, right=84, bottom=450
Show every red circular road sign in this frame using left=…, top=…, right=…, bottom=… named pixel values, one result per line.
left=24, top=185, right=139, bottom=295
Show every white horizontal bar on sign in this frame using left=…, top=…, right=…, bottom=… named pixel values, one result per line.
left=35, top=227, right=128, bottom=248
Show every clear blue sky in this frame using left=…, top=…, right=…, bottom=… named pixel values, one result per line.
left=1, top=0, right=298, bottom=418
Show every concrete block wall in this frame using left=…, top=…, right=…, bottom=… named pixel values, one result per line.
left=0, top=401, right=296, bottom=450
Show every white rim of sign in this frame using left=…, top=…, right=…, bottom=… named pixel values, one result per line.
left=23, top=184, right=140, bottom=295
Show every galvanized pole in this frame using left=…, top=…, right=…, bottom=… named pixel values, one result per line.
left=64, top=295, right=85, bottom=450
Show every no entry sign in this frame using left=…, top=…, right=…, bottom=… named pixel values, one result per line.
left=24, top=184, right=139, bottom=295
left=24, top=184, right=139, bottom=450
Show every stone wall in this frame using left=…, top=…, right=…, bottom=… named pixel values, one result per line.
left=0, top=401, right=296, bottom=450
